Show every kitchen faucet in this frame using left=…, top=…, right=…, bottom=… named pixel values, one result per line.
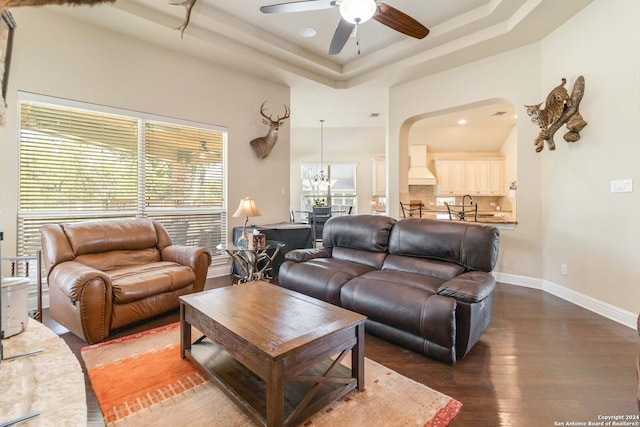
left=445, top=195, right=477, bottom=222
left=457, top=194, right=474, bottom=221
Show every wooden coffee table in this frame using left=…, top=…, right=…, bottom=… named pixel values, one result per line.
left=179, top=281, right=366, bottom=427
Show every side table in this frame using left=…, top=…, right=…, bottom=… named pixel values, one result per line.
left=217, top=241, right=284, bottom=284
left=0, top=319, right=87, bottom=426
left=232, top=223, right=314, bottom=279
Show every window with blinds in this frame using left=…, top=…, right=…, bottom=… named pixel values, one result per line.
left=300, top=163, right=357, bottom=211
left=18, top=94, right=228, bottom=273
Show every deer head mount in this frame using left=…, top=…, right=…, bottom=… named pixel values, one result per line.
left=250, top=102, right=290, bottom=159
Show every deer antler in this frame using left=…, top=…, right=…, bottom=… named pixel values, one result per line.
left=259, top=101, right=272, bottom=121
left=279, top=104, right=291, bottom=122
left=259, top=101, right=290, bottom=124
left=0, top=0, right=113, bottom=7
left=170, top=0, right=197, bottom=39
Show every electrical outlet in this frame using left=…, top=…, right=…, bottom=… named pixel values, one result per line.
left=561, top=264, right=568, bottom=276
left=611, top=179, right=633, bottom=193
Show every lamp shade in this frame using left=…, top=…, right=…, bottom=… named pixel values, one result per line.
left=339, top=0, right=377, bottom=24
left=233, top=197, right=261, bottom=218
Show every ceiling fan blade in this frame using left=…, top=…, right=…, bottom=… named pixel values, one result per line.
left=329, top=18, right=355, bottom=55
left=373, top=3, right=429, bottom=39
left=260, top=0, right=336, bottom=14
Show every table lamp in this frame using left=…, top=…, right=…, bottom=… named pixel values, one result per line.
left=233, top=197, right=261, bottom=247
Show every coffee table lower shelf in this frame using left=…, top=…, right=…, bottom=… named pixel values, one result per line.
left=185, top=339, right=358, bottom=426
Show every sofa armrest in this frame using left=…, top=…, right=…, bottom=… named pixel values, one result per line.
left=437, top=271, right=496, bottom=303
left=284, top=247, right=331, bottom=263
left=161, top=245, right=211, bottom=292
left=161, top=245, right=211, bottom=270
left=49, top=261, right=112, bottom=303
left=48, top=261, right=113, bottom=344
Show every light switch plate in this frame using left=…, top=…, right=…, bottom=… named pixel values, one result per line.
left=611, top=178, right=633, bottom=193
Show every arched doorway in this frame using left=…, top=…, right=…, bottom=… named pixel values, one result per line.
left=398, top=99, right=518, bottom=222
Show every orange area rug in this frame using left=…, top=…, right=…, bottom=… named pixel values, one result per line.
left=81, top=322, right=461, bottom=426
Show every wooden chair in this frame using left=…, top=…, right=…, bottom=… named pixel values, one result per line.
left=331, top=206, right=353, bottom=216
left=311, top=206, right=332, bottom=241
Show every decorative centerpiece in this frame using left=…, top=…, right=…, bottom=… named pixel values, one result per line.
left=251, top=232, right=266, bottom=249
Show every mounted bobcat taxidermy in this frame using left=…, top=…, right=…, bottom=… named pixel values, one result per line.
left=250, top=102, right=290, bottom=159
left=525, top=76, right=587, bottom=152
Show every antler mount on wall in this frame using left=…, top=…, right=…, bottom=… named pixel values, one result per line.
left=250, top=102, right=291, bottom=160
left=0, top=0, right=113, bottom=6
left=170, top=0, right=197, bottom=38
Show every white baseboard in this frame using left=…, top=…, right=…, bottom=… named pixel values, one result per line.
left=492, top=272, right=543, bottom=290
left=493, top=271, right=637, bottom=330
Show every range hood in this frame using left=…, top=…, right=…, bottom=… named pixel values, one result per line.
left=408, top=145, right=437, bottom=186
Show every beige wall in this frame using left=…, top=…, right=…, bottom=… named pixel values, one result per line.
left=0, top=8, right=291, bottom=254
left=539, top=0, right=640, bottom=314
left=501, top=126, right=518, bottom=218
left=389, top=44, right=543, bottom=278
left=387, top=0, right=640, bottom=321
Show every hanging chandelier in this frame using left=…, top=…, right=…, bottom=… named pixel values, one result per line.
left=313, top=119, right=329, bottom=184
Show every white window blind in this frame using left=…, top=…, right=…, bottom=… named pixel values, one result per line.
left=17, top=95, right=228, bottom=280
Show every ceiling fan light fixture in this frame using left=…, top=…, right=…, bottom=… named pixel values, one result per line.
left=339, top=0, right=377, bottom=24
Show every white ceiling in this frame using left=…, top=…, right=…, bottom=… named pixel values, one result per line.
left=53, top=0, right=592, bottom=132
left=411, top=100, right=517, bottom=152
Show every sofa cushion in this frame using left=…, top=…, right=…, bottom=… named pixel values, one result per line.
left=278, top=258, right=376, bottom=305
left=388, top=218, right=499, bottom=272
left=322, top=215, right=396, bottom=254
left=109, top=262, right=196, bottom=304
left=340, top=274, right=455, bottom=348
left=332, top=247, right=388, bottom=270
left=75, top=248, right=162, bottom=272
left=63, top=219, right=158, bottom=256
left=381, top=254, right=465, bottom=281
left=358, top=269, right=444, bottom=293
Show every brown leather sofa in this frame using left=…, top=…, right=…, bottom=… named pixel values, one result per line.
left=278, top=215, right=499, bottom=364
left=40, top=218, right=211, bottom=344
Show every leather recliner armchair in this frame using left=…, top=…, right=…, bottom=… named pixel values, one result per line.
left=40, top=218, right=211, bottom=344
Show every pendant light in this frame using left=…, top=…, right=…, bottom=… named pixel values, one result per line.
left=313, top=119, right=329, bottom=184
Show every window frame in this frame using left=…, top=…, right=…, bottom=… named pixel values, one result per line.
left=16, top=92, right=229, bottom=301
left=299, top=162, right=357, bottom=212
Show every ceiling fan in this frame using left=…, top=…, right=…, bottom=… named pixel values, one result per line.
left=260, top=0, right=429, bottom=55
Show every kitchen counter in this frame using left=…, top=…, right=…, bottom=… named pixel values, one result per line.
left=417, top=209, right=516, bottom=229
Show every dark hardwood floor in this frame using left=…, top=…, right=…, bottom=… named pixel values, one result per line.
left=48, top=280, right=640, bottom=426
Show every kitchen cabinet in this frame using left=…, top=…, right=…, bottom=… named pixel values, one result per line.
left=436, top=159, right=504, bottom=196
left=488, top=160, right=504, bottom=195
left=466, top=160, right=504, bottom=195
left=372, top=156, right=386, bottom=196
left=435, top=160, right=466, bottom=195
